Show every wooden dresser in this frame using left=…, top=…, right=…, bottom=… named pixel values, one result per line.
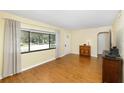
left=102, top=51, right=123, bottom=83
left=79, top=44, right=91, bottom=56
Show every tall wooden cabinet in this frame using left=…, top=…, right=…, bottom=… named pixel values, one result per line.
left=80, top=44, right=91, bottom=56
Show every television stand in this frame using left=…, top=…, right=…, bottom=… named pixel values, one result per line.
left=102, top=50, right=123, bottom=83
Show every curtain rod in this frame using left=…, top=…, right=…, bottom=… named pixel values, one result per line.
left=1, top=18, right=60, bottom=31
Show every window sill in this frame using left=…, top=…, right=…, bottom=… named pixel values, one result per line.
left=21, top=48, right=56, bottom=54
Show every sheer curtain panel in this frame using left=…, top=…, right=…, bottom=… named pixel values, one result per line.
left=2, top=19, right=21, bottom=78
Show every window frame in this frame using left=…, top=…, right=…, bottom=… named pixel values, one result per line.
left=21, top=29, right=56, bottom=54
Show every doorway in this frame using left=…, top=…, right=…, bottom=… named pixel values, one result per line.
left=64, top=34, right=71, bottom=55
left=97, top=32, right=110, bottom=55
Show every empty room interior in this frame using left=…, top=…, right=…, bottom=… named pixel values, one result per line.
left=0, top=10, right=124, bottom=83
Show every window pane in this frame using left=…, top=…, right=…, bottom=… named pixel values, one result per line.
left=21, top=31, right=29, bottom=52
left=50, top=34, right=56, bottom=48
left=30, top=32, right=49, bottom=51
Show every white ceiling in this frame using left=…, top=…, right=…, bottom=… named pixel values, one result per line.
left=4, top=10, right=119, bottom=30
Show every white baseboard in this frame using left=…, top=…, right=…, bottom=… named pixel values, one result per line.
left=22, top=58, right=56, bottom=72
left=71, top=52, right=97, bottom=58
left=59, top=54, right=65, bottom=58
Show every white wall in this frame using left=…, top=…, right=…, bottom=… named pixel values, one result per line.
left=0, top=19, right=4, bottom=79
left=71, top=26, right=111, bottom=57
left=112, top=11, right=124, bottom=82
left=112, top=11, right=124, bottom=59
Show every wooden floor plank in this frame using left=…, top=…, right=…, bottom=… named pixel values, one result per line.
left=0, top=54, right=102, bottom=83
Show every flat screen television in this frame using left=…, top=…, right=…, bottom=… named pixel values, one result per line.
left=105, top=30, right=120, bottom=58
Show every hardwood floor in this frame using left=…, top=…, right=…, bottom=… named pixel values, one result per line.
left=0, top=54, right=102, bottom=83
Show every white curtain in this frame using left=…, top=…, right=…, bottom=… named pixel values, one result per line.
left=2, top=19, right=21, bottom=78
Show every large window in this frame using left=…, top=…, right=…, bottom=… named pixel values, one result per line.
left=21, top=31, right=30, bottom=52
left=50, top=34, right=56, bottom=48
left=20, top=30, right=56, bottom=53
